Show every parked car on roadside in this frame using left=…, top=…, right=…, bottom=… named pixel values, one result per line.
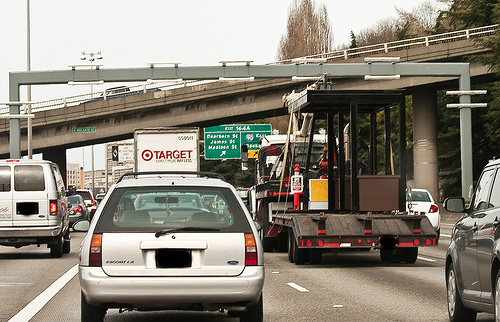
left=68, top=195, right=89, bottom=226
left=406, top=188, right=441, bottom=238
left=76, top=171, right=264, bottom=322
left=445, top=158, right=500, bottom=321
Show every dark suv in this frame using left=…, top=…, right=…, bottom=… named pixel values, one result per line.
left=445, top=158, right=500, bottom=321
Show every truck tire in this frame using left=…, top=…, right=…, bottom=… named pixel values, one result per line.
left=310, top=249, right=322, bottom=264
left=403, top=247, right=418, bottom=264
left=81, top=292, right=106, bottom=322
left=447, top=263, right=476, bottom=322
left=287, top=229, right=295, bottom=263
left=50, top=234, right=64, bottom=258
left=258, top=200, right=274, bottom=252
left=288, top=230, right=306, bottom=265
left=380, top=248, right=403, bottom=263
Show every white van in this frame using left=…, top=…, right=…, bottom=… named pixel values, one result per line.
left=0, top=159, right=70, bottom=257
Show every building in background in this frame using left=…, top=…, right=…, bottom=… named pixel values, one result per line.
left=67, top=163, right=83, bottom=189
left=67, top=141, right=134, bottom=194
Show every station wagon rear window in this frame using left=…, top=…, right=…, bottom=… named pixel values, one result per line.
left=14, top=165, right=45, bottom=191
left=94, top=186, right=252, bottom=233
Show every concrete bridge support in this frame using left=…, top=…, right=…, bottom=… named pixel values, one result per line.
left=412, top=89, right=440, bottom=201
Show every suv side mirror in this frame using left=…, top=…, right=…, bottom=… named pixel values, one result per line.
left=444, top=197, right=466, bottom=213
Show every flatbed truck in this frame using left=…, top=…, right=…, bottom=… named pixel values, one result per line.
left=254, top=87, right=438, bottom=264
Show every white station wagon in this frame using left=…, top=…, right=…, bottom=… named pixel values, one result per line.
left=77, top=171, right=265, bottom=322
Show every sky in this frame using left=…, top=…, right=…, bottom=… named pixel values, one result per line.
left=0, top=0, right=448, bottom=170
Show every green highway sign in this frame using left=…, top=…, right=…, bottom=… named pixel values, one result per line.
left=72, top=127, right=96, bottom=133
left=204, top=124, right=272, bottom=160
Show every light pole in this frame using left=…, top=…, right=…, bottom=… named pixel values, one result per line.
left=27, top=0, right=32, bottom=158
left=80, top=51, right=102, bottom=94
left=78, top=51, right=102, bottom=195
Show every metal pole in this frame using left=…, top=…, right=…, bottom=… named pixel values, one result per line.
left=459, top=72, right=474, bottom=201
left=27, top=0, right=32, bottom=159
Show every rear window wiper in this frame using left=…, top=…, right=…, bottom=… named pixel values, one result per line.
left=155, top=227, right=220, bottom=238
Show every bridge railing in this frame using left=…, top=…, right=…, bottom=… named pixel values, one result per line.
left=0, top=80, right=216, bottom=115
left=269, top=24, right=498, bottom=64
left=2, top=25, right=497, bottom=116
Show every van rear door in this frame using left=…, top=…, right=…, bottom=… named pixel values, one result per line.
left=0, top=165, right=13, bottom=226
left=12, top=165, right=50, bottom=226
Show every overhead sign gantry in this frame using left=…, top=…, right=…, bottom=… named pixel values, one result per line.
left=8, top=59, right=474, bottom=198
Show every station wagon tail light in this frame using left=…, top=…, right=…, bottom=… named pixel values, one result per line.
left=72, top=206, right=83, bottom=213
left=429, top=204, right=439, bottom=213
left=49, top=200, right=58, bottom=215
left=245, top=233, right=258, bottom=266
left=89, top=234, right=103, bottom=267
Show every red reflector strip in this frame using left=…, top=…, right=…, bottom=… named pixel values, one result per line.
left=325, top=243, right=340, bottom=247
left=398, top=242, right=414, bottom=247
left=364, top=229, right=372, bottom=234
left=318, top=230, right=326, bottom=234
left=413, top=229, right=421, bottom=233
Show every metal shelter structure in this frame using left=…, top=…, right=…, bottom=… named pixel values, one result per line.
left=8, top=61, right=473, bottom=198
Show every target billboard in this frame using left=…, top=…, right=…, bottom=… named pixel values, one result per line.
left=134, top=128, right=199, bottom=172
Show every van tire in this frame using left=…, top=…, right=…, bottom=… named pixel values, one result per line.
left=50, top=234, right=64, bottom=258
left=63, top=229, right=71, bottom=254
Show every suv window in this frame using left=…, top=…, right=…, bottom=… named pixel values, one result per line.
left=0, top=166, right=10, bottom=191
left=489, top=169, right=500, bottom=208
left=472, top=168, right=495, bottom=211
left=94, top=186, right=251, bottom=233
left=14, top=165, right=45, bottom=191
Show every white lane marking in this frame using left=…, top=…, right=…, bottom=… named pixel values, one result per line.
left=8, top=264, right=78, bottom=322
left=417, top=256, right=436, bottom=262
left=332, top=305, right=344, bottom=308
left=441, top=233, right=452, bottom=238
left=287, top=282, right=309, bottom=292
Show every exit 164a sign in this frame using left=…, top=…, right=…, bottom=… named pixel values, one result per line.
left=204, top=124, right=272, bottom=160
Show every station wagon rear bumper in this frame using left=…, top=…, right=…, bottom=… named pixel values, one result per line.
left=80, top=265, right=265, bottom=309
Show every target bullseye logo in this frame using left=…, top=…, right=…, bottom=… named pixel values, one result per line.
left=142, top=149, right=153, bottom=161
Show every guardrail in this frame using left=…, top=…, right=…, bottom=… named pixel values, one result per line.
left=2, top=25, right=497, bottom=116
left=268, top=24, right=498, bottom=64
left=0, top=79, right=216, bottom=115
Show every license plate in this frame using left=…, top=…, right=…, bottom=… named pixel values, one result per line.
left=155, top=249, right=192, bottom=268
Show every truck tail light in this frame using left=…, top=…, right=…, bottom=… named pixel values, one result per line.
left=89, top=234, right=103, bottom=267
left=49, top=200, right=58, bottom=216
left=429, top=204, right=439, bottom=213
left=244, top=233, right=258, bottom=266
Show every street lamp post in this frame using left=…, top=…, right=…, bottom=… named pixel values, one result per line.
left=78, top=51, right=102, bottom=195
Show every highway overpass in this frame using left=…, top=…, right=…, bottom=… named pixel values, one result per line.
left=1, top=25, right=497, bottom=199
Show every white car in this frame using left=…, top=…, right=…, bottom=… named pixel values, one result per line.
left=406, top=188, right=441, bottom=238
left=76, top=171, right=264, bottom=322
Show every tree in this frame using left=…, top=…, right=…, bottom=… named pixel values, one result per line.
left=355, top=2, right=445, bottom=47
left=277, top=0, right=333, bottom=60
left=443, top=0, right=497, bottom=30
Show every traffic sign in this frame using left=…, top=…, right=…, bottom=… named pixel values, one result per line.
left=204, top=124, right=271, bottom=160
left=72, top=127, right=96, bottom=133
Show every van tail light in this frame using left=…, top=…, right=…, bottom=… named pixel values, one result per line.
left=91, top=200, right=97, bottom=207
left=49, top=200, right=58, bottom=216
left=429, top=204, right=439, bottom=213
left=244, top=233, right=258, bottom=266
left=89, top=234, right=103, bottom=267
